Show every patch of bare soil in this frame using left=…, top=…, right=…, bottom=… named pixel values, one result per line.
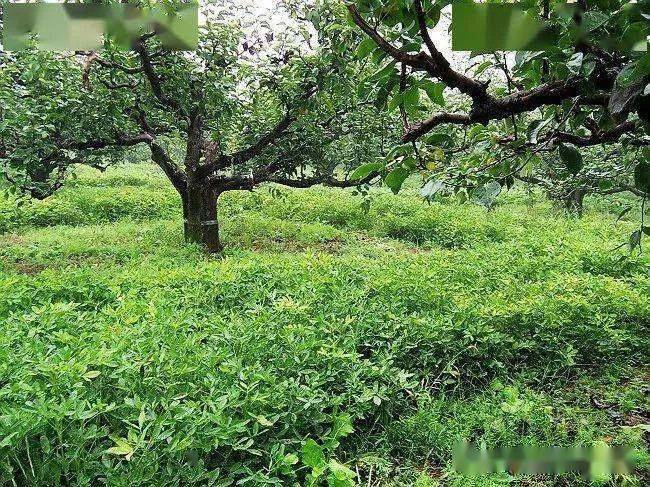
left=11, top=261, right=46, bottom=275
left=2, top=234, right=26, bottom=245
left=248, top=236, right=345, bottom=254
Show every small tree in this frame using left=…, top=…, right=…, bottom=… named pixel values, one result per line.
left=1, top=0, right=388, bottom=252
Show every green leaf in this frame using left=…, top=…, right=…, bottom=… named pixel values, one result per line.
left=373, top=76, right=398, bottom=108
left=468, top=125, right=487, bottom=141
left=634, top=162, right=650, bottom=193
left=329, top=459, right=355, bottom=480
left=356, top=38, right=377, bottom=59
left=430, top=147, right=445, bottom=163
left=609, top=78, right=645, bottom=119
left=83, top=370, right=101, bottom=380
left=349, top=163, right=383, bottom=181
left=327, top=475, right=355, bottom=487
left=256, top=415, right=274, bottom=427
left=558, top=143, right=583, bottom=175
left=582, top=11, right=609, bottom=32
left=385, top=144, right=412, bottom=161
left=642, top=226, right=650, bottom=237
left=387, top=92, right=403, bottom=112
left=330, top=414, right=354, bottom=440
left=0, top=433, right=18, bottom=448
left=401, top=41, right=422, bottom=53
left=615, top=207, right=632, bottom=223
left=384, top=167, right=410, bottom=194
left=474, top=61, right=493, bottom=76
left=473, top=181, right=502, bottom=209
left=402, top=155, right=417, bottom=170
left=526, top=120, right=545, bottom=144
left=106, top=437, right=134, bottom=460
left=420, top=81, right=445, bottom=106
left=283, top=453, right=299, bottom=466
left=302, top=439, right=326, bottom=469
left=615, top=59, right=647, bottom=88
left=367, top=61, right=397, bottom=82
left=425, top=132, right=454, bottom=147
left=402, top=85, right=420, bottom=112
left=327, top=459, right=356, bottom=486
left=567, top=53, right=583, bottom=75
left=583, top=60, right=596, bottom=77
left=421, top=179, right=444, bottom=199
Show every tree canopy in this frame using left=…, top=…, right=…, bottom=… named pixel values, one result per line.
left=346, top=1, right=649, bottom=205
left=1, top=0, right=649, bottom=251
left=1, top=0, right=394, bottom=251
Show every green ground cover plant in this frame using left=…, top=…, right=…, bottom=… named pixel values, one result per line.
left=0, top=165, right=648, bottom=486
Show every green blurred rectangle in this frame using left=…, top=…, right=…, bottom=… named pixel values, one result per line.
left=452, top=3, right=557, bottom=52
left=3, top=3, right=198, bottom=51
left=453, top=442, right=637, bottom=478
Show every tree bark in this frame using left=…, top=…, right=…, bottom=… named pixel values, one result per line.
left=563, top=188, right=587, bottom=216
left=183, top=180, right=223, bottom=253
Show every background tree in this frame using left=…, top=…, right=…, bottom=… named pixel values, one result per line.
left=345, top=0, right=649, bottom=243
left=0, top=0, right=391, bottom=252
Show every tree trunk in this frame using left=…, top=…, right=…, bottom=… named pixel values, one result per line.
left=183, top=181, right=223, bottom=253
left=564, top=188, right=587, bottom=216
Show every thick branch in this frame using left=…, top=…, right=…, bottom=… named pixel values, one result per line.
left=598, top=185, right=645, bottom=197
left=197, top=113, right=296, bottom=180
left=413, top=0, right=447, bottom=68
left=184, top=109, right=204, bottom=171
left=403, top=82, right=603, bottom=142
left=404, top=113, right=473, bottom=142
left=349, top=0, right=622, bottom=144
left=149, top=140, right=187, bottom=194
left=94, top=57, right=143, bottom=75
left=553, top=121, right=639, bottom=147
left=214, top=167, right=380, bottom=191
left=199, top=88, right=317, bottom=178
left=263, top=171, right=380, bottom=189
left=230, top=112, right=296, bottom=166
left=65, top=133, right=153, bottom=150
left=347, top=4, right=488, bottom=101
left=135, top=39, right=187, bottom=118
left=494, top=80, right=581, bottom=116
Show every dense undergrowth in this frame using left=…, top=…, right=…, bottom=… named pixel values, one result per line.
left=1, top=165, right=648, bottom=486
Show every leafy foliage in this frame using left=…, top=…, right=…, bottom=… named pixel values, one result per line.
left=1, top=0, right=402, bottom=251
left=0, top=165, right=648, bottom=485
left=344, top=0, right=649, bottom=238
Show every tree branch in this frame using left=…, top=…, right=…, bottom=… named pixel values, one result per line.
left=135, top=39, right=187, bottom=118
left=99, top=78, right=140, bottom=90
left=348, top=3, right=630, bottom=146
left=93, top=56, right=143, bottom=75
left=403, top=80, right=592, bottom=142
left=553, top=121, right=640, bottom=147
left=64, top=133, right=153, bottom=150
left=149, top=140, right=187, bottom=194
left=263, top=171, right=380, bottom=188
left=404, top=113, right=473, bottom=142
left=413, top=0, right=447, bottom=68
left=347, top=4, right=488, bottom=101
left=199, top=86, right=318, bottom=179
left=230, top=112, right=297, bottom=166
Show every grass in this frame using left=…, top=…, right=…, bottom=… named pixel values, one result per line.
left=0, top=164, right=648, bottom=486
